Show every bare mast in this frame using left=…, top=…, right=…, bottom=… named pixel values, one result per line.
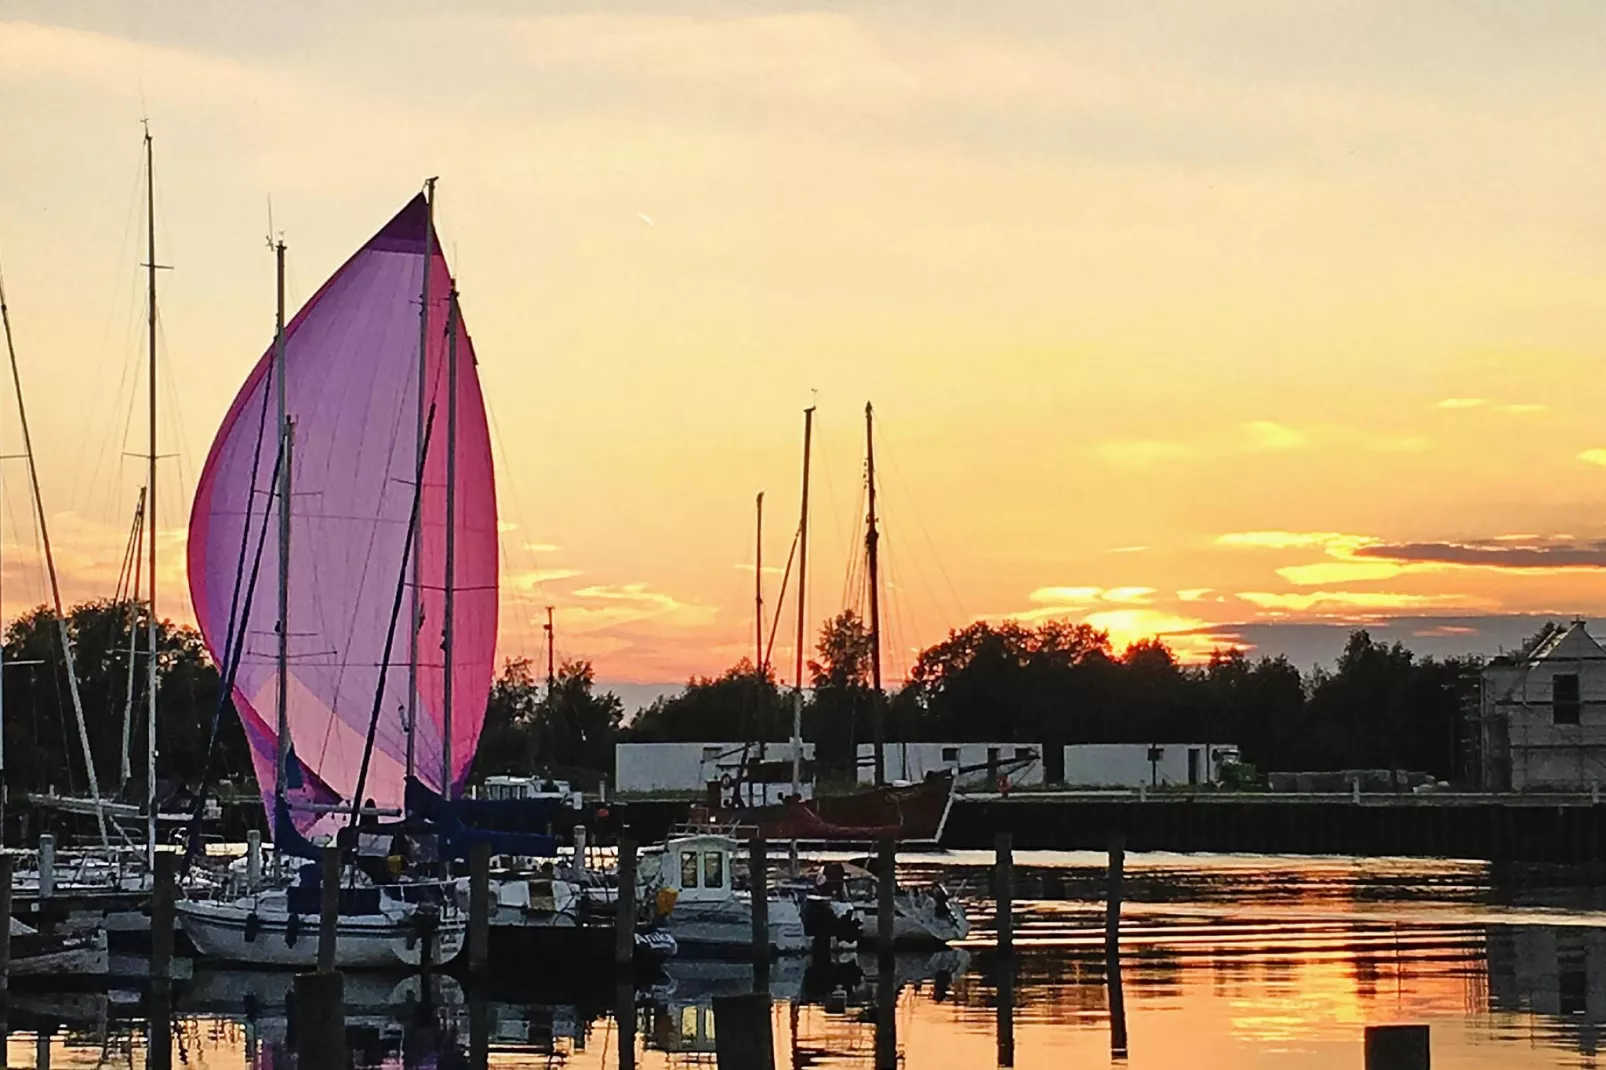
left=273, top=239, right=292, bottom=829
left=120, top=489, right=146, bottom=787
left=441, top=284, right=460, bottom=799
left=407, top=178, right=436, bottom=788
left=865, top=402, right=884, bottom=786
left=790, top=407, right=815, bottom=800
left=144, top=125, right=160, bottom=869
left=0, top=266, right=108, bottom=847
left=755, top=492, right=764, bottom=671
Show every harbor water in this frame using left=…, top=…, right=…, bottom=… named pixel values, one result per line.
left=9, top=851, right=1606, bottom=1068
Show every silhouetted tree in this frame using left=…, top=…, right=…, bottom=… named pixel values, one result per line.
left=531, top=660, right=624, bottom=772
left=627, top=659, right=788, bottom=743
left=807, top=610, right=874, bottom=779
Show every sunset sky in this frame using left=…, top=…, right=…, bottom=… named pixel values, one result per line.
left=3, top=3, right=1606, bottom=698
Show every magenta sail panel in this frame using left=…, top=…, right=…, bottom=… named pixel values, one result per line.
left=188, top=194, right=498, bottom=836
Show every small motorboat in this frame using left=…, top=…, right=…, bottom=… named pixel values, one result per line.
left=637, top=833, right=808, bottom=956
left=798, top=860, right=969, bottom=948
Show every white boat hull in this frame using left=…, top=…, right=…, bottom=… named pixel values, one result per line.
left=177, top=899, right=464, bottom=969
left=666, top=896, right=808, bottom=956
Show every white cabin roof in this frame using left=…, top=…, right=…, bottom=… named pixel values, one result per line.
left=1524, top=620, right=1606, bottom=664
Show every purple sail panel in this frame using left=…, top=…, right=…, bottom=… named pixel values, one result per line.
left=188, top=194, right=498, bottom=836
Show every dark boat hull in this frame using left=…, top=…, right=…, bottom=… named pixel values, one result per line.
left=711, top=773, right=956, bottom=844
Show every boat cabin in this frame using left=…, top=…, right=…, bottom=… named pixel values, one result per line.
left=640, top=834, right=739, bottom=902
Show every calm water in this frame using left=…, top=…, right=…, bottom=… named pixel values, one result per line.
left=11, top=852, right=1606, bottom=1068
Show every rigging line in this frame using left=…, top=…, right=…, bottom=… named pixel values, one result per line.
left=185, top=330, right=279, bottom=844
left=763, top=526, right=801, bottom=674
left=182, top=390, right=286, bottom=868
left=70, top=141, right=146, bottom=517
left=875, top=420, right=966, bottom=625
left=484, top=393, right=543, bottom=660
left=350, top=402, right=437, bottom=825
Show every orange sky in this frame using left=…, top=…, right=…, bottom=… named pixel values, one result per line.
left=4, top=4, right=1606, bottom=687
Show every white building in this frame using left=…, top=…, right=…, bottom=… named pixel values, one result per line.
left=853, top=742, right=1045, bottom=788
left=615, top=741, right=815, bottom=802
left=1061, top=743, right=1235, bottom=788
left=1480, top=620, right=1606, bottom=791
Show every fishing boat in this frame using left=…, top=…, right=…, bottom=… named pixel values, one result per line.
left=794, top=859, right=970, bottom=948
left=181, top=180, right=496, bottom=965
left=636, top=833, right=808, bottom=956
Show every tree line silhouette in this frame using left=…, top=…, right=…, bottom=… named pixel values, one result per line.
left=4, top=598, right=1488, bottom=795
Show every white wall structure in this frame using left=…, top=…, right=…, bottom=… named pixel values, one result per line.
left=615, top=741, right=815, bottom=801
left=1481, top=620, right=1606, bottom=791
left=1062, top=743, right=1235, bottom=788
left=853, top=742, right=1045, bottom=788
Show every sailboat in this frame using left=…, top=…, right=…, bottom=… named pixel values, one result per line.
left=177, top=184, right=493, bottom=967
left=709, top=405, right=957, bottom=844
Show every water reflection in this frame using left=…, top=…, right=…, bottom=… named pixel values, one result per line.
left=11, top=857, right=1606, bottom=1067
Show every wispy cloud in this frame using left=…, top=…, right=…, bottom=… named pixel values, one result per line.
left=1237, top=590, right=1484, bottom=613
left=1027, top=585, right=1103, bottom=604
left=1578, top=449, right=1606, bottom=467
left=1177, top=588, right=1213, bottom=602
left=507, top=567, right=583, bottom=588
left=1242, top=421, right=1306, bottom=451
left=522, top=542, right=562, bottom=553
left=1101, top=586, right=1155, bottom=604
left=1216, top=530, right=1376, bottom=554
left=1356, top=539, right=1606, bottom=570
left=1436, top=397, right=1487, bottom=410
left=1275, top=560, right=1409, bottom=585
left=1107, top=545, right=1150, bottom=554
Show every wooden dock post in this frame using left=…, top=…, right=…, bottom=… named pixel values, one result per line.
left=994, top=832, right=1013, bottom=956
left=468, top=841, right=490, bottom=974
left=615, top=977, right=638, bottom=1070
left=0, top=852, right=13, bottom=998
left=615, top=832, right=637, bottom=971
left=37, top=834, right=53, bottom=898
left=1106, top=830, right=1128, bottom=1059
left=996, top=953, right=1015, bottom=1067
left=875, top=946, right=898, bottom=1070
left=148, top=989, right=173, bottom=1070
left=245, top=830, right=261, bottom=891
left=316, top=843, right=339, bottom=974
left=1364, top=1025, right=1430, bottom=1069
left=877, top=838, right=896, bottom=957
left=292, top=969, right=346, bottom=1070
left=749, top=837, right=769, bottom=971
left=714, top=992, right=776, bottom=1070
left=150, top=851, right=175, bottom=992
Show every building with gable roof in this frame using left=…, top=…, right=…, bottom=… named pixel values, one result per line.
left=1480, top=620, right=1606, bottom=791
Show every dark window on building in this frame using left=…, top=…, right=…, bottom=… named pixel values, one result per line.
left=1014, top=747, right=1033, bottom=762
left=941, top=747, right=960, bottom=763
left=1554, top=673, right=1581, bottom=725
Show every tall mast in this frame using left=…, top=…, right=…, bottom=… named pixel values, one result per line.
left=144, top=124, right=159, bottom=869
left=755, top=492, right=764, bottom=672
left=791, top=407, right=814, bottom=800
left=441, top=284, right=459, bottom=799
left=273, top=239, right=291, bottom=818
left=407, top=177, right=435, bottom=788
left=120, top=489, right=146, bottom=787
left=865, top=402, right=884, bottom=786
left=544, top=606, right=555, bottom=690
left=0, top=265, right=109, bottom=847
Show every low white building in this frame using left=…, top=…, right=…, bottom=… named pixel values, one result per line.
left=853, top=742, right=1045, bottom=788
left=1062, top=743, right=1236, bottom=788
left=615, top=741, right=815, bottom=802
left=1481, top=620, right=1606, bottom=791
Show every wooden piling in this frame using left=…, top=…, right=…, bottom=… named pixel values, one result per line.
left=37, top=835, right=53, bottom=899
left=317, top=843, right=339, bottom=974
left=749, top=837, right=769, bottom=969
left=150, top=851, right=175, bottom=991
left=292, top=969, right=345, bottom=1070
left=714, top=991, right=776, bottom=1070
left=994, top=832, right=1013, bottom=956
left=1364, top=1024, right=1430, bottom=1069
left=877, top=838, right=896, bottom=957
left=615, top=832, right=637, bottom=971
left=996, top=954, right=1015, bottom=1067
left=147, top=990, right=172, bottom=1070
left=615, top=977, right=638, bottom=1070
left=468, top=841, right=490, bottom=973
left=1106, top=831, right=1128, bottom=1058
left=245, top=830, right=261, bottom=891
left=0, top=852, right=12, bottom=998
left=875, top=949, right=897, bottom=1070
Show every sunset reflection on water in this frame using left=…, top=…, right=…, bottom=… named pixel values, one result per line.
left=7, top=854, right=1604, bottom=1069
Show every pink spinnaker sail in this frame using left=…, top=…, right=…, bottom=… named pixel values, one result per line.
left=188, top=195, right=498, bottom=834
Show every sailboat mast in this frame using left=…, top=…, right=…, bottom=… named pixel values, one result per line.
left=0, top=263, right=108, bottom=848
left=441, top=285, right=459, bottom=799
left=273, top=239, right=291, bottom=814
left=407, top=178, right=435, bottom=788
left=544, top=606, right=555, bottom=689
left=144, top=125, right=159, bottom=869
left=121, top=489, right=146, bottom=787
left=791, top=407, right=814, bottom=800
left=755, top=492, right=764, bottom=671
left=865, top=402, right=884, bottom=786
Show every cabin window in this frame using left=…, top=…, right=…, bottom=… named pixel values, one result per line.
left=680, top=851, right=699, bottom=888
left=1014, top=747, right=1033, bottom=762
left=1554, top=674, right=1582, bottom=725
left=702, top=746, right=723, bottom=761
left=941, top=747, right=960, bottom=763
left=703, top=851, right=725, bottom=888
